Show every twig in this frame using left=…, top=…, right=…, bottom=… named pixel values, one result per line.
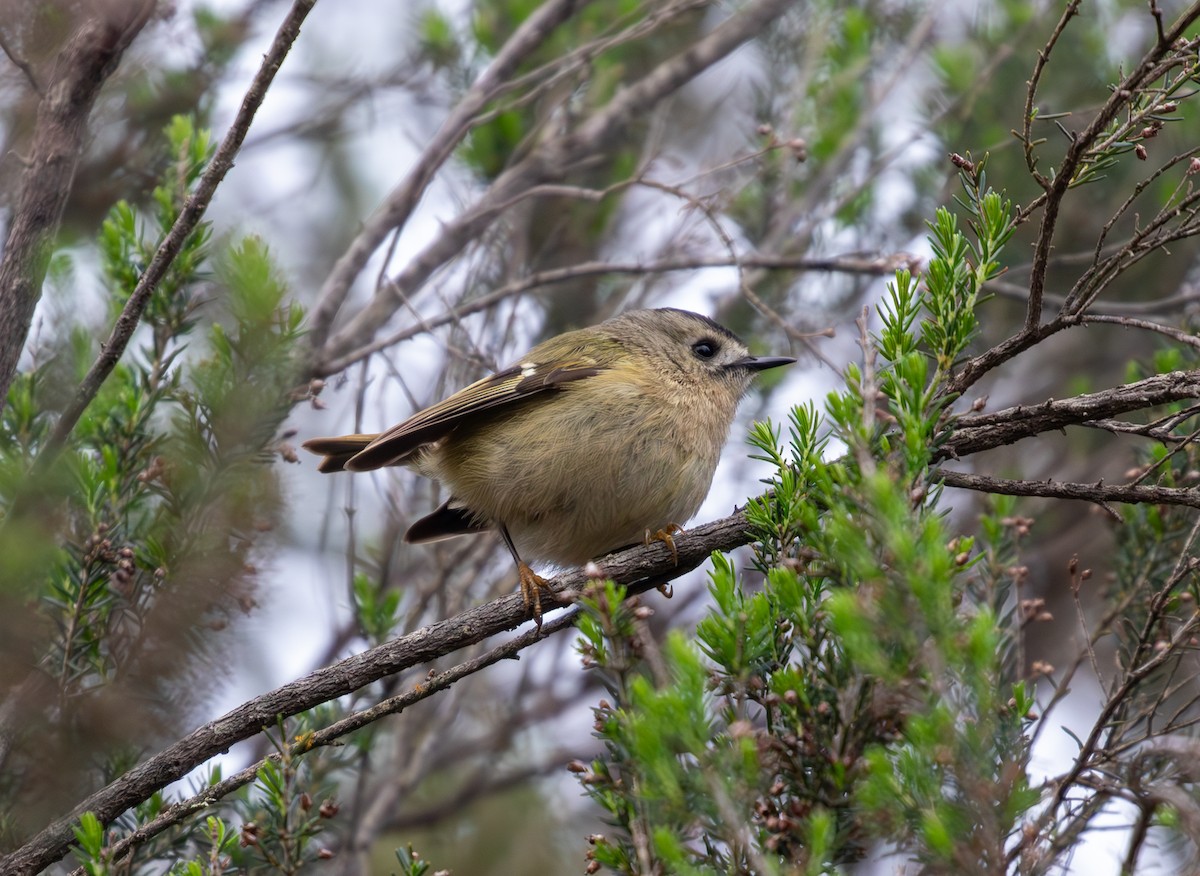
left=947, top=1, right=1200, bottom=397
left=1018, top=1, right=1080, bottom=185
left=320, top=251, right=902, bottom=375
left=939, top=470, right=1200, bottom=509
left=317, top=0, right=794, bottom=369
left=306, top=0, right=587, bottom=351
left=0, top=24, right=42, bottom=94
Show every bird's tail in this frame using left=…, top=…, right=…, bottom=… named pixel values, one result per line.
left=301, top=433, right=379, bottom=473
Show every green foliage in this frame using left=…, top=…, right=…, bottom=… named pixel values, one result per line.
left=0, top=114, right=306, bottom=855
left=392, top=843, right=438, bottom=876
left=576, top=176, right=1040, bottom=872
left=232, top=723, right=341, bottom=873
left=353, top=571, right=403, bottom=644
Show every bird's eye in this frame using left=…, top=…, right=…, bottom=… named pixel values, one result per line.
left=692, top=339, right=718, bottom=360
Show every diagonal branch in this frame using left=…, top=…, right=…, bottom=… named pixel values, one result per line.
left=306, top=0, right=588, bottom=351
left=0, top=510, right=753, bottom=876
left=944, top=1, right=1200, bottom=398
left=70, top=607, right=583, bottom=874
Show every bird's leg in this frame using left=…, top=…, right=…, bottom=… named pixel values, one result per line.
left=500, top=525, right=551, bottom=630
left=644, top=523, right=684, bottom=598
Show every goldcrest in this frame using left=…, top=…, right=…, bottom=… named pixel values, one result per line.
left=304, top=308, right=794, bottom=622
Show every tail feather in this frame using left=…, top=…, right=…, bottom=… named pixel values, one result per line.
left=301, top=433, right=378, bottom=473
left=405, top=500, right=487, bottom=543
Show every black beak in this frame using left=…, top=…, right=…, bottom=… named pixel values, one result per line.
left=731, top=355, right=796, bottom=372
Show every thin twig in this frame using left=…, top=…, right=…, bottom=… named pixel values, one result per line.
left=320, top=251, right=904, bottom=375
left=306, top=0, right=588, bottom=350
left=0, top=25, right=42, bottom=94
left=317, top=0, right=794, bottom=369
left=939, top=470, right=1200, bottom=509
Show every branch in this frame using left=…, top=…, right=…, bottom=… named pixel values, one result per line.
left=945, top=1, right=1200, bottom=397
left=33, top=0, right=316, bottom=465
left=937, top=368, right=1200, bottom=460
left=1024, top=2, right=1200, bottom=330
left=316, top=0, right=793, bottom=370
left=0, top=2, right=154, bottom=408
left=0, top=510, right=754, bottom=876
left=939, top=470, right=1200, bottom=510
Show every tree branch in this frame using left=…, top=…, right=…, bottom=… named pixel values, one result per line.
left=70, top=607, right=583, bottom=874
left=937, top=369, right=1200, bottom=461
left=0, top=2, right=155, bottom=408
left=0, top=510, right=753, bottom=876
left=306, top=0, right=588, bottom=352
left=939, top=470, right=1200, bottom=509
left=320, top=251, right=903, bottom=375
left=944, top=1, right=1200, bottom=398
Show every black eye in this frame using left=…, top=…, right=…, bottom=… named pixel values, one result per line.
left=692, top=339, right=719, bottom=360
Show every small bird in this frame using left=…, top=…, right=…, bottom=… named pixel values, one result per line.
left=304, top=308, right=794, bottom=624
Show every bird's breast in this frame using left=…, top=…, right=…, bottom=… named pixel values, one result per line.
left=427, top=382, right=730, bottom=564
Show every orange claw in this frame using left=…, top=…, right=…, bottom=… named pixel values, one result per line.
left=518, top=560, right=552, bottom=630
left=645, top=523, right=684, bottom=564
left=645, top=524, right=684, bottom=599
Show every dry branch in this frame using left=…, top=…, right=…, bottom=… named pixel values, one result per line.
left=307, top=0, right=588, bottom=351
left=938, top=369, right=1200, bottom=460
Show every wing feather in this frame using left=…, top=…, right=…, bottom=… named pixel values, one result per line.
left=337, top=359, right=603, bottom=471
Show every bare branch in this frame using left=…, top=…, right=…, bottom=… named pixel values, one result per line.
left=946, top=2, right=1200, bottom=397
left=939, top=470, right=1200, bottom=509
left=0, top=23, right=42, bottom=94
left=306, top=0, right=589, bottom=351
left=938, top=368, right=1200, bottom=460
left=320, top=251, right=901, bottom=375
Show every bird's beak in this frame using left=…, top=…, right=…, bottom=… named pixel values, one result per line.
left=730, top=355, right=796, bottom=372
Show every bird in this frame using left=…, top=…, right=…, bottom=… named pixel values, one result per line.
left=303, top=307, right=794, bottom=625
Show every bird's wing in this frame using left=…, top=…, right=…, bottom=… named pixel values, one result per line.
left=339, top=359, right=604, bottom=471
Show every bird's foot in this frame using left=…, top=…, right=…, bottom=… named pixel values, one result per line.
left=518, top=561, right=553, bottom=631
left=645, top=523, right=684, bottom=564
left=645, top=524, right=684, bottom=599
